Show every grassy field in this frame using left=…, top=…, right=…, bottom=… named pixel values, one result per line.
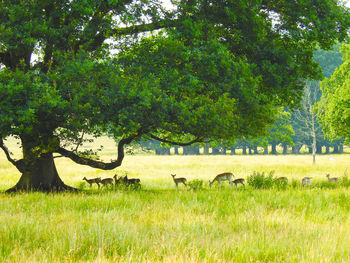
left=0, top=138, right=350, bottom=262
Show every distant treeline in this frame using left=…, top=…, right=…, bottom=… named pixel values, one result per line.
left=148, top=142, right=345, bottom=155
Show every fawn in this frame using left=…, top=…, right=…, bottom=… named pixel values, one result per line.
left=100, top=178, right=114, bottom=188
left=123, top=175, right=141, bottom=185
left=171, top=174, right=187, bottom=188
left=113, top=174, right=122, bottom=186
left=326, top=173, right=339, bottom=183
left=83, top=177, right=101, bottom=188
left=233, top=178, right=245, bottom=187
left=302, top=177, right=312, bottom=186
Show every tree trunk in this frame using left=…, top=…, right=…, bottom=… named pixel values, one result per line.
left=292, top=144, right=302, bottom=154
left=263, top=146, right=268, bottom=155
left=282, top=143, right=288, bottom=155
left=316, top=143, right=322, bottom=154
left=312, top=130, right=316, bottom=164
left=155, top=147, right=170, bottom=155
left=308, top=146, right=312, bottom=154
left=211, top=147, right=221, bottom=155
left=271, top=143, right=277, bottom=154
left=242, top=145, right=247, bottom=155
left=183, top=146, right=200, bottom=155
left=7, top=153, right=75, bottom=192
left=7, top=137, right=76, bottom=192
left=204, top=143, right=209, bottom=155
left=339, top=144, right=343, bottom=153
left=230, top=147, right=236, bottom=155
left=325, top=146, right=329, bottom=154
left=174, top=146, right=179, bottom=155
left=333, top=145, right=339, bottom=154
left=253, top=146, right=258, bottom=154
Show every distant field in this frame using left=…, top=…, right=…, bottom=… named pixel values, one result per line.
left=0, top=138, right=350, bottom=262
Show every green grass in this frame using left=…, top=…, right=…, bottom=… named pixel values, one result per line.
left=1, top=189, right=350, bottom=262
left=0, top=143, right=350, bottom=262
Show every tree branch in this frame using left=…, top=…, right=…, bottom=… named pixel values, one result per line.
left=112, top=19, right=177, bottom=38
left=149, top=134, right=203, bottom=146
left=0, top=139, right=17, bottom=167
left=0, top=139, right=25, bottom=172
left=55, top=134, right=139, bottom=170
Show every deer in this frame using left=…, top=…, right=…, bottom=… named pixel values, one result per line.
left=83, top=177, right=101, bottom=188
left=302, top=177, right=312, bottom=187
left=100, top=177, right=114, bottom=188
left=233, top=178, right=245, bottom=187
left=171, top=174, right=187, bottom=188
left=209, top=172, right=234, bottom=188
left=326, top=173, right=339, bottom=183
left=123, top=175, right=141, bottom=185
left=113, top=174, right=122, bottom=186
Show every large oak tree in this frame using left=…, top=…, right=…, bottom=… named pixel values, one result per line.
left=0, top=0, right=349, bottom=191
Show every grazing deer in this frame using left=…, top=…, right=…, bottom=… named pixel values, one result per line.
left=326, top=173, right=339, bottom=183
left=171, top=174, right=187, bottom=188
left=101, top=178, right=114, bottom=188
left=123, top=175, right=141, bottom=185
left=302, top=177, right=312, bottom=187
left=209, top=172, right=234, bottom=188
left=83, top=177, right=101, bottom=188
left=233, top=178, right=245, bottom=187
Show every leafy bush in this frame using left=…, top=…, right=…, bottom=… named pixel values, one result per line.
left=247, top=171, right=275, bottom=189
left=187, top=179, right=204, bottom=191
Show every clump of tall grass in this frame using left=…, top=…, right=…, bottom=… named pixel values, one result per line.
left=187, top=179, right=205, bottom=191
left=290, top=179, right=300, bottom=188
left=315, top=180, right=338, bottom=189
left=339, top=176, right=350, bottom=187
left=247, top=171, right=275, bottom=189
left=247, top=171, right=289, bottom=190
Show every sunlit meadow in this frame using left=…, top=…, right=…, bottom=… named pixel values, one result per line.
left=0, top=137, right=349, bottom=262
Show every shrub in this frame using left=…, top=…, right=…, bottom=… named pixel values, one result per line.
left=187, top=179, right=204, bottom=191
left=247, top=171, right=275, bottom=189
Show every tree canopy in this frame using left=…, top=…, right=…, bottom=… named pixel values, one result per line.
left=0, top=0, right=349, bottom=191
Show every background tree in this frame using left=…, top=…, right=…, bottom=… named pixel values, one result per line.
left=318, top=44, right=350, bottom=142
left=0, top=0, right=349, bottom=191
left=290, top=45, right=345, bottom=154
left=266, top=110, right=294, bottom=155
left=293, top=83, right=321, bottom=164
